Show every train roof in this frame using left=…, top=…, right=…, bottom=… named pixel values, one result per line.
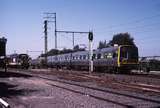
left=48, top=46, right=119, bottom=57
left=72, top=50, right=89, bottom=55
left=94, top=46, right=118, bottom=53
left=7, top=53, right=29, bottom=58
left=71, top=46, right=119, bottom=55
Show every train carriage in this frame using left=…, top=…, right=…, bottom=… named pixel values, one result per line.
left=44, top=45, right=139, bottom=73
left=7, top=53, right=30, bottom=69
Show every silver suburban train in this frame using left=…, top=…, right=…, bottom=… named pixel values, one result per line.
left=45, top=45, right=139, bottom=73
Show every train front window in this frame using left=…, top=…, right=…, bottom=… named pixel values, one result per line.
left=120, top=46, right=138, bottom=60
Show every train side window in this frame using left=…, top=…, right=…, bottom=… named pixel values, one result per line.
left=76, top=56, right=78, bottom=60
left=101, top=54, right=104, bottom=59
left=88, top=54, right=90, bottom=59
left=107, top=53, right=112, bottom=58
left=83, top=55, right=86, bottom=59
left=79, top=55, right=82, bottom=60
left=97, top=54, right=101, bottom=59
left=104, top=53, right=108, bottom=59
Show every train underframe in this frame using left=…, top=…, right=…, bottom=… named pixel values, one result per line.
left=47, top=62, right=138, bottom=74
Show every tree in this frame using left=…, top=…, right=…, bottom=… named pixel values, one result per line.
left=73, top=45, right=85, bottom=52
left=109, top=32, right=136, bottom=46
left=97, top=40, right=110, bottom=49
left=60, top=48, right=72, bottom=54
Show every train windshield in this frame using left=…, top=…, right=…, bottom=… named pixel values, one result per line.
left=120, top=46, right=138, bottom=60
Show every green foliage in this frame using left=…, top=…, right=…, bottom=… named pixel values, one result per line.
left=149, top=59, right=160, bottom=71
left=97, top=40, right=110, bottom=49
left=40, top=45, right=85, bottom=56
left=73, top=45, right=85, bottom=52
left=98, top=32, right=136, bottom=49
left=109, top=32, right=136, bottom=46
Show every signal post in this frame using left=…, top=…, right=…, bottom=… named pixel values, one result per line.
left=0, top=37, right=7, bottom=72
left=88, top=32, right=93, bottom=73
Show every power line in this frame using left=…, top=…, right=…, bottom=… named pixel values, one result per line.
left=106, top=21, right=160, bottom=33
left=56, top=30, right=90, bottom=49
left=43, top=12, right=57, bottom=49
left=60, top=35, right=73, bottom=42
left=99, top=13, right=160, bottom=31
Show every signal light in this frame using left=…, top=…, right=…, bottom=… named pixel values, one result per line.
left=88, top=32, right=93, bottom=41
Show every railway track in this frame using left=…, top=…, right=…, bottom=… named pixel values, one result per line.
left=31, top=75, right=160, bottom=107
left=6, top=68, right=160, bottom=94
left=6, top=69, right=160, bottom=108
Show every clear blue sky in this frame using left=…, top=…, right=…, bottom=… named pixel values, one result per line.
left=1, top=0, right=160, bottom=58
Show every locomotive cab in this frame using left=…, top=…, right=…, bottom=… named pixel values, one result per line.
left=118, top=45, right=139, bottom=71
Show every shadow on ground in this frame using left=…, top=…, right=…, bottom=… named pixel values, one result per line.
left=0, top=71, right=32, bottom=78
left=0, top=82, right=37, bottom=98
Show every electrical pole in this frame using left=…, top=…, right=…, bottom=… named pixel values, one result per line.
left=88, top=32, right=93, bottom=72
left=0, top=37, right=7, bottom=72
left=43, top=13, right=94, bottom=72
left=43, top=20, right=48, bottom=66
left=43, top=12, right=57, bottom=67
left=44, top=20, right=48, bottom=57
left=44, top=12, right=57, bottom=49
left=54, top=13, right=57, bottom=49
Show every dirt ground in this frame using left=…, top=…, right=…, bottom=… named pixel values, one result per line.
left=0, top=71, right=119, bottom=108
left=0, top=70, right=160, bottom=108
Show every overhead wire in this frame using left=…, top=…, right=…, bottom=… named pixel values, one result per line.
left=104, top=13, right=160, bottom=30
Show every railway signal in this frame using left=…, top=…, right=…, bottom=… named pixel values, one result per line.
left=88, top=32, right=93, bottom=41
left=44, top=20, right=48, bottom=66
left=0, top=37, right=7, bottom=56
left=88, top=32, right=93, bottom=72
left=0, top=37, right=7, bottom=72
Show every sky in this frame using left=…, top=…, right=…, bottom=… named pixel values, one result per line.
left=0, top=0, right=160, bottom=58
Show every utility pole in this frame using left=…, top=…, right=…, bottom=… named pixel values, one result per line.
left=88, top=32, right=93, bottom=72
left=54, top=13, right=57, bottom=49
left=44, top=12, right=57, bottom=49
left=43, top=12, right=57, bottom=67
left=43, top=20, right=48, bottom=66
left=43, top=13, right=94, bottom=72
left=0, top=37, right=7, bottom=72
left=44, top=20, right=48, bottom=58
